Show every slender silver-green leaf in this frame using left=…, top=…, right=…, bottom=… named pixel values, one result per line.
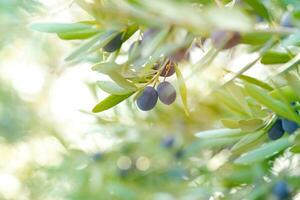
left=195, top=128, right=243, bottom=139
left=244, top=83, right=297, bottom=122
left=238, top=119, right=264, bottom=132
left=141, top=28, right=169, bottom=57
left=109, top=72, right=137, bottom=90
left=175, top=64, right=189, bottom=116
left=237, top=74, right=273, bottom=91
left=92, top=62, right=122, bottom=74
left=221, top=119, right=240, bottom=129
left=65, top=31, right=118, bottom=61
left=65, top=33, right=103, bottom=61
left=231, top=130, right=265, bottom=153
left=92, top=93, right=134, bottom=113
left=234, top=137, right=292, bottom=165
left=281, top=31, right=300, bottom=47
left=269, top=85, right=299, bottom=102
left=96, top=81, right=134, bottom=95
left=31, top=23, right=93, bottom=33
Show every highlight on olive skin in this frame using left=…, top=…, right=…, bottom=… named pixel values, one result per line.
left=211, top=30, right=241, bottom=50
left=157, top=81, right=176, bottom=105
left=169, top=48, right=190, bottom=62
left=136, top=86, right=158, bottom=111
left=103, top=32, right=123, bottom=52
left=268, top=119, right=285, bottom=140
left=281, top=119, right=299, bottom=134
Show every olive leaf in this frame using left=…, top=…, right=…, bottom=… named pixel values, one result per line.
left=92, top=93, right=134, bottom=113
left=234, top=137, right=292, bottom=165
left=175, top=64, right=189, bottom=116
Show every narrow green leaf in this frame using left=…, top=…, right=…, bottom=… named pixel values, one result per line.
left=65, top=33, right=103, bottom=61
left=96, top=81, right=134, bottom=95
left=269, top=85, right=299, bottom=102
left=31, top=23, right=92, bottom=33
left=92, top=93, right=134, bottom=113
left=92, top=62, right=122, bottom=74
left=195, top=128, right=243, bottom=139
left=221, top=119, right=240, bottom=129
left=214, top=90, right=249, bottom=116
left=281, top=31, right=300, bottom=47
left=238, top=74, right=273, bottom=91
left=261, top=51, right=293, bottom=64
left=231, top=130, right=265, bottom=154
left=238, top=118, right=264, bottom=132
left=234, top=137, right=292, bottom=165
left=123, top=24, right=139, bottom=41
left=57, top=29, right=100, bottom=40
left=175, top=65, right=189, bottom=116
left=244, top=83, right=295, bottom=121
left=65, top=31, right=118, bottom=61
left=241, top=32, right=273, bottom=45
left=244, top=0, right=271, bottom=21
left=141, top=28, right=169, bottom=57
left=109, top=72, right=137, bottom=90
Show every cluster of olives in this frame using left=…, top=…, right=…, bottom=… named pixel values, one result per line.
left=136, top=81, right=177, bottom=111
left=268, top=118, right=299, bottom=140
left=136, top=61, right=177, bottom=111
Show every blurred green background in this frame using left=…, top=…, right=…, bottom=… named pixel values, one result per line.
left=2, top=0, right=300, bottom=200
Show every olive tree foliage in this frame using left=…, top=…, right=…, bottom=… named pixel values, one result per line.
left=27, top=0, right=300, bottom=199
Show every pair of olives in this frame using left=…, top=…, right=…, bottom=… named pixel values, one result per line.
left=268, top=118, right=299, bottom=140
left=136, top=81, right=177, bottom=111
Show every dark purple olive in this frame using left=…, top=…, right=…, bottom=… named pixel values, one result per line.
left=281, top=12, right=293, bottom=28
left=103, top=33, right=123, bottom=52
left=169, top=48, right=189, bottom=62
left=136, top=86, right=158, bottom=111
left=268, top=119, right=285, bottom=140
left=154, top=61, right=176, bottom=77
left=161, top=136, right=174, bottom=148
left=281, top=119, right=299, bottom=134
left=157, top=81, right=176, bottom=105
left=272, top=181, right=290, bottom=200
left=142, top=28, right=159, bottom=42
left=211, top=30, right=241, bottom=49
left=92, top=152, right=102, bottom=161
left=175, top=149, right=184, bottom=159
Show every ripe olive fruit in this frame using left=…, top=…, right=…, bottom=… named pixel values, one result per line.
left=211, top=30, right=241, bottom=49
left=272, top=181, right=290, bottom=200
left=281, top=12, right=293, bottom=28
left=268, top=119, right=284, bottom=140
left=161, top=136, right=174, bottom=148
left=157, top=81, right=176, bottom=105
left=154, top=61, right=176, bottom=77
left=103, top=33, right=123, bottom=52
left=136, top=86, right=158, bottom=111
left=281, top=119, right=299, bottom=134
left=169, top=48, right=189, bottom=62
